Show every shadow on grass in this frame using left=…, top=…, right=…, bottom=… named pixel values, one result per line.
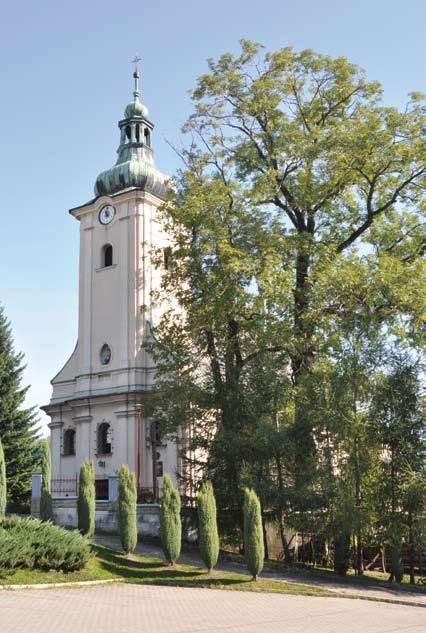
left=93, top=545, right=248, bottom=587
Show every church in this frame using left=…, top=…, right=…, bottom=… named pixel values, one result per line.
left=42, top=65, right=181, bottom=519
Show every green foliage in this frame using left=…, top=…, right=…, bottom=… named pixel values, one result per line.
left=0, top=516, right=91, bottom=571
left=160, top=475, right=181, bottom=565
left=243, top=488, right=264, bottom=580
left=0, top=437, right=6, bottom=518
left=0, top=306, right=39, bottom=506
left=118, top=465, right=137, bottom=554
left=197, top=481, right=219, bottom=572
left=77, top=461, right=95, bottom=537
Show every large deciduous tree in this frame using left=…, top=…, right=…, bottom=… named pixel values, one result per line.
left=148, top=41, right=425, bottom=538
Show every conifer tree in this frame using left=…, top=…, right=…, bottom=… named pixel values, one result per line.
left=160, top=475, right=181, bottom=565
left=197, top=481, right=219, bottom=573
left=0, top=437, right=6, bottom=518
left=333, top=532, right=351, bottom=575
left=77, top=461, right=95, bottom=537
left=0, top=306, right=39, bottom=507
left=39, top=441, right=53, bottom=521
left=387, top=524, right=404, bottom=583
left=243, top=488, right=264, bottom=581
left=40, top=441, right=51, bottom=493
left=118, top=465, right=137, bottom=554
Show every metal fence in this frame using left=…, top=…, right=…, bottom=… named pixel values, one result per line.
left=51, top=477, right=78, bottom=496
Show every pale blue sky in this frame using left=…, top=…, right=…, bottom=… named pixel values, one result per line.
left=0, top=0, right=425, bottom=435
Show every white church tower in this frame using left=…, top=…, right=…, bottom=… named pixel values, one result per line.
left=43, top=64, right=179, bottom=507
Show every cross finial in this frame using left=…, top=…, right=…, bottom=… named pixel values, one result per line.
left=131, top=55, right=141, bottom=100
left=132, top=55, right=142, bottom=73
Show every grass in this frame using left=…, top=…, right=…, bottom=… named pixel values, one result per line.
left=221, top=552, right=426, bottom=592
left=0, top=544, right=334, bottom=596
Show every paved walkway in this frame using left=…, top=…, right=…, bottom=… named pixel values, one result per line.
left=1, top=583, right=425, bottom=633
left=95, top=534, right=426, bottom=607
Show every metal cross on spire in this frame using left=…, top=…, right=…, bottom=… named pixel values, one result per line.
left=132, top=55, right=142, bottom=72
left=131, top=55, right=141, bottom=99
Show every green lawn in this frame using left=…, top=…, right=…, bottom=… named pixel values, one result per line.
left=0, top=544, right=333, bottom=596
left=235, top=554, right=426, bottom=591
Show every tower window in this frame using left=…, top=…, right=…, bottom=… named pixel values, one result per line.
left=97, top=422, right=112, bottom=455
left=136, top=124, right=140, bottom=143
left=102, top=244, right=113, bottom=267
left=125, top=125, right=131, bottom=141
left=144, top=128, right=151, bottom=147
left=63, top=429, right=76, bottom=456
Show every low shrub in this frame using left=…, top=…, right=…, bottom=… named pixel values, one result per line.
left=0, top=516, right=91, bottom=572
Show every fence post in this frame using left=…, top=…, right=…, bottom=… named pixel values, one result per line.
left=108, top=475, right=119, bottom=502
left=31, top=472, right=43, bottom=518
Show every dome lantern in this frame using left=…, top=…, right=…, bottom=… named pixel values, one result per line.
left=94, top=58, right=168, bottom=199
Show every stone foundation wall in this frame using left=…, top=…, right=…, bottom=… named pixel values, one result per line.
left=51, top=498, right=161, bottom=537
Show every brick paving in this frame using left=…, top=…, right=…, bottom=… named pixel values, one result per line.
left=1, top=583, right=425, bottom=633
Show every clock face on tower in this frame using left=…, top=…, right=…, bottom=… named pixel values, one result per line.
left=99, top=205, right=115, bottom=225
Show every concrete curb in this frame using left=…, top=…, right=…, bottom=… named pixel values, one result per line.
left=0, top=578, right=117, bottom=591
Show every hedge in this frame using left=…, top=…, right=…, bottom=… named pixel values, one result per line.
left=0, top=516, right=91, bottom=572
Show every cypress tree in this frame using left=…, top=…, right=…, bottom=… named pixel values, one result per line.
left=388, top=525, right=404, bottom=583
left=118, top=465, right=137, bottom=554
left=0, top=437, right=6, bottom=517
left=160, top=475, right=181, bottom=565
left=40, top=441, right=51, bottom=493
left=77, top=461, right=95, bottom=537
left=243, top=488, right=264, bottom=581
left=0, top=306, right=39, bottom=507
left=333, top=531, right=351, bottom=575
left=197, top=481, right=219, bottom=573
left=40, top=489, right=53, bottom=522
left=39, top=441, right=53, bottom=521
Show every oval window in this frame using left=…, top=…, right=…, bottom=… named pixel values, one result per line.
left=100, top=344, right=112, bottom=365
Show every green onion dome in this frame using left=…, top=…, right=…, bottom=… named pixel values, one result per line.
left=124, top=100, right=149, bottom=119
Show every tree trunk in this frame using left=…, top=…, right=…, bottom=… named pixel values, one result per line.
left=381, top=547, right=386, bottom=574
left=292, top=248, right=315, bottom=487
left=408, top=514, right=415, bottom=585
left=262, top=513, right=269, bottom=561
left=274, top=451, right=291, bottom=563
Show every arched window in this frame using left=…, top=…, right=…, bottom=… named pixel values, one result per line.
left=125, top=125, right=131, bottom=141
left=63, top=429, right=76, bottom=456
left=144, top=128, right=151, bottom=147
left=102, top=244, right=113, bottom=268
left=135, top=124, right=140, bottom=143
left=97, top=422, right=112, bottom=455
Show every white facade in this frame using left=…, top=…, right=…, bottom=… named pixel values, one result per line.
left=43, top=76, right=181, bottom=500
